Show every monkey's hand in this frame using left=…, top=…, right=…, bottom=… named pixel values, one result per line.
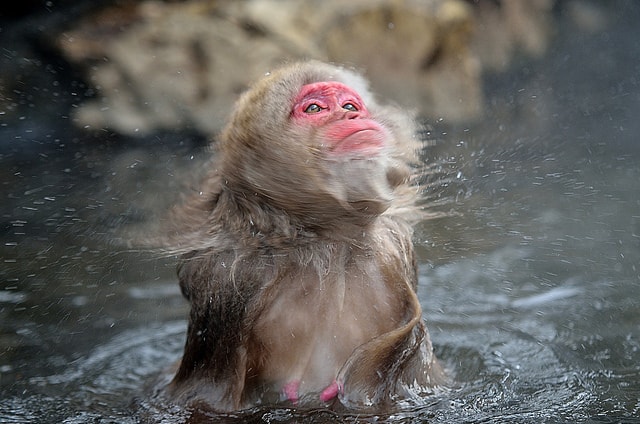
left=319, top=379, right=342, bottom=402
left=282, top=379, right=343, bottom=404
left=282, top=380, right=300, bottom=404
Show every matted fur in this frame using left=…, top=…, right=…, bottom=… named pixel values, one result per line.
left=161, top=60, right=447, bottom=412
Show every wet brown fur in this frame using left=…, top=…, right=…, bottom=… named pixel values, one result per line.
left=163, top=60, right=446, bottom=411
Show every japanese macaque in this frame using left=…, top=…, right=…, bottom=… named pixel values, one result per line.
left=163, top=60, right=446, bottom=412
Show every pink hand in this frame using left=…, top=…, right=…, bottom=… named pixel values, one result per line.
left=319, top=380, right=342, bottom=402
left=283, top=380, right=300, bottom=404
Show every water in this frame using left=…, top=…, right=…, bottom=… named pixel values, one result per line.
left=2, top=3, right=640, bottom=423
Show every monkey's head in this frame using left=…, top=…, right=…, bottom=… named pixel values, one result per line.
left=219, top=61, right=419, bottom=229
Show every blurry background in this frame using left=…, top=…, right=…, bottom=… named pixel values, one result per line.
left=1, top=1, right=639, bottom=422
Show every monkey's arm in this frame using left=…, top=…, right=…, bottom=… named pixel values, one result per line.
left=170, top=252, right=253, bottom=409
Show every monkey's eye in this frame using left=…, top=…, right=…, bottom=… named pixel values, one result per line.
left=304, top=103, right=323, bottom=114
left=342, top=103, right=358, bottom=112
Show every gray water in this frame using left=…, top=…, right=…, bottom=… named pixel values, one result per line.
left=1, top=3, right=640, bottom=423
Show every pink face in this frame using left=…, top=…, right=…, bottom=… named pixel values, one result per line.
left=291, top=82, right=388, bottom=156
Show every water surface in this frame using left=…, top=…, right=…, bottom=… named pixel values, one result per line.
left=1, top=3, right=640, bottom=423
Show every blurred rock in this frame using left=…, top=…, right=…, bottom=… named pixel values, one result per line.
left=469, top=0, right=555, bottom=71
left=56, top=1, right=292, bottom=135
left=54, top=0, right=556, bottom=136
left=564, top=0, right=611, bottom=33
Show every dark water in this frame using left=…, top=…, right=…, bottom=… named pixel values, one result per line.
left=2, top=2, right=640, bottom=423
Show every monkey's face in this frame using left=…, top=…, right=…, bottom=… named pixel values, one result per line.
left=287, top=80, right=404, bottom=221
left=291, top=81, right=389, bottom=158
left=221, top=62, right=414, bottom=226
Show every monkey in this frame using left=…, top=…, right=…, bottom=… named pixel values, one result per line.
left=162, top=60, right=446, bottom=412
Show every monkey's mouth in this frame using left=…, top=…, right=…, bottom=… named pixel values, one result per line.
left=331, top=129, right=386, bottom=156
